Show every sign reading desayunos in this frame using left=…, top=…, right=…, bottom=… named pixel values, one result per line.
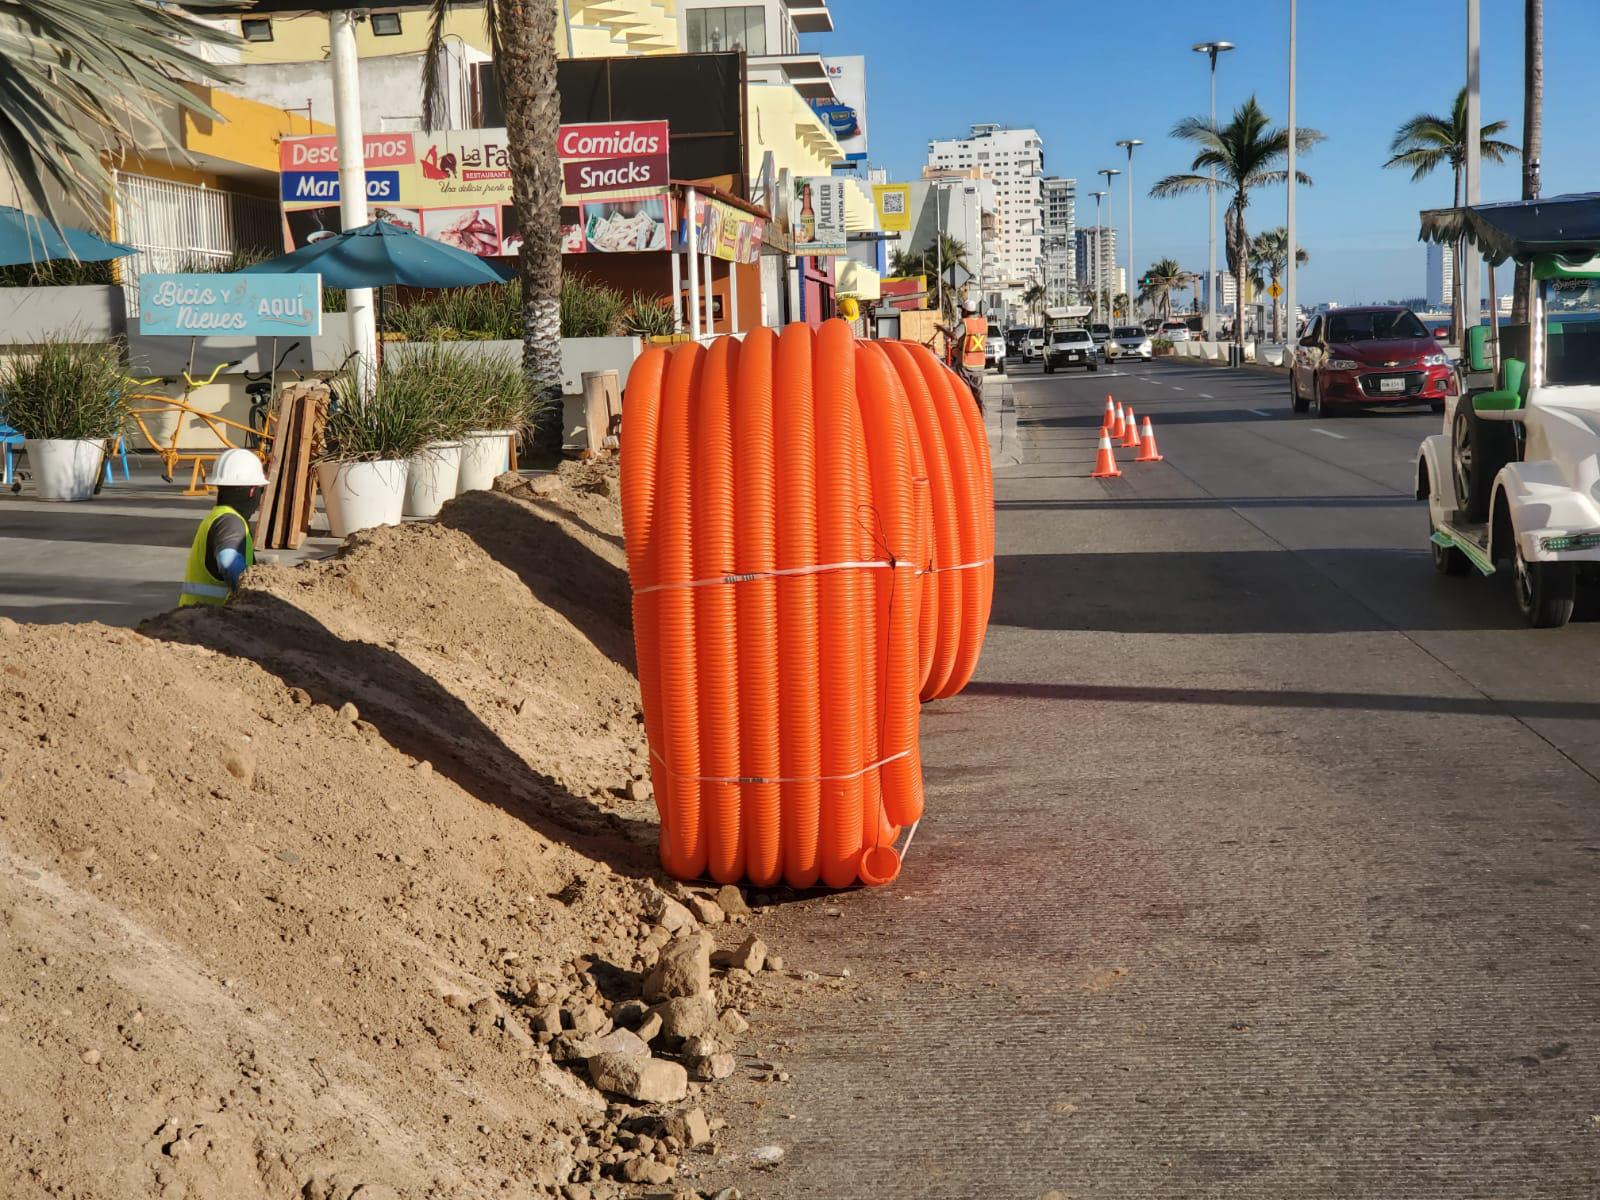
left=278, top=124, right=670, bottom=256
left=139, top=272, right=322, bottom=337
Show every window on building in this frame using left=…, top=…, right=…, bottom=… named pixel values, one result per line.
left=686, top=6, right=767, bottom=54
left=241, top=17, right=273, bottom=41
left=370, top=11, right=402, bottom=35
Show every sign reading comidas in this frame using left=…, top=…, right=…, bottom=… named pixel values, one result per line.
left=558, top=121, right=669, bottom=196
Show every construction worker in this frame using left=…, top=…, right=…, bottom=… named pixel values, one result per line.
left=939, top=296, right=988, bottom=411
left=178, top=449, right=266, bottom=607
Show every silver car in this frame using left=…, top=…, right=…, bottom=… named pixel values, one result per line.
left=1109, top=325, right=1154, bottom=362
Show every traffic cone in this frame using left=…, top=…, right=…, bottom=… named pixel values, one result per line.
left=1111, top=402, right=1126, bottom=440
left=1120, top=406, right=1142, bottom=448
left=1135, top=416, right=1164, bottom=462
left=1091, top=430, right=1121, bottom=478
left=1101, top=395, right=1116, bottom=431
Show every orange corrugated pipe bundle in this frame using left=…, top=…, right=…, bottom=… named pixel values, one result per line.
left=621, top=319, right=992, bottom=888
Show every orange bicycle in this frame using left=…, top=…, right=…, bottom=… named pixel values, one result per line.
left=121, top=360, right=274, bottom=496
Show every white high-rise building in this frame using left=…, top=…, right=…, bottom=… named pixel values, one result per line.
left=1075, top=225, right=1117, bottom=301
left=925, top=124, right=1044, bottom=295
left=1041, top=176, right=1077, bottom=306
left=1427, top=242, right=1455, bottom=310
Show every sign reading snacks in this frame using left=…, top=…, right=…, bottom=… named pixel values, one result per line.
left=793, top=176, right=846, bottom=256
left=139, top=272, right=322, bottom=337
left=873, top=183, right=912, bottom=233
left=278, top=123, right=670, bottom=255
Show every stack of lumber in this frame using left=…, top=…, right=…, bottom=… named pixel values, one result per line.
left=253, top=381, right=329, bottom=550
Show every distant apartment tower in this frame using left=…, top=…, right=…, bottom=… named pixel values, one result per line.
left=1075, top=225, right=1117, bottom=300
left=1200, top=269, right=1239, bottom=313
left=1427, top=242, right=1455, bottom=310
left=1041, top=176, right=1077, bottom=306
left=925, top=124, right=1044, bottom=290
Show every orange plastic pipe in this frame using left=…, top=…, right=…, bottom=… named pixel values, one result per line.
left=619, top=348, right=668, bottom=823
left=654, top=342, right=706, bottom=877
left=924, top=359, right=987, bottom=698
left=955, top=371, right=996, bottom=649
left=813, top=320, right=865, bottom=889
left=856, top=341, right=925, bottom=830
left=692, top=336, right=743, bottom=883
left=730, top=327, right=782, bottom=887
left=774, top=323, right=822, bottom=888
left=884, top=341, right=962, bottom=700
left=903, top=408, right=938, bottom=691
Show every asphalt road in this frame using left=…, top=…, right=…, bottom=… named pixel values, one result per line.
left=718, top=356, right=1600, bottom=1199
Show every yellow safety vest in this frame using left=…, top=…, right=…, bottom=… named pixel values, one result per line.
left=961, top=316, right=987, bottom=368
left=179, top=505, right=254, bottom=607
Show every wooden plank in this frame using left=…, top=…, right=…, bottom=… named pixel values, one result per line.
left=253, top=387, right=298, bottom=549
left=287, top=389, right=326, bottom=550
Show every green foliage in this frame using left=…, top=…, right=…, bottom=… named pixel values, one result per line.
left=0, top=258, right=117, bottom=287
left=0, top=331, right=127, bottom=440
left=623, top=291, right=679, bottom=337
left=388, top=283, right=523, bottom=341
left=560, top=274, right=628, bottom=338
left=1384, top=88, right=1518, bottom=184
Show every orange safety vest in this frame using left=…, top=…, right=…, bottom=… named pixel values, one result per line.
left=960, top=316, right=987, bottom=369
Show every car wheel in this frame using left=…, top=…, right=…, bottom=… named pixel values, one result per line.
left=998, top=360, right=1007, bottom=375
left=1044, top=361, right=1053, bottom=374
left=1514, top=542, right=1576, bottom=628
left=1308, top=375, right=1328, bottom=417
left=1430, top=517, right=1471, bottom=576
left=1451, top=404, right=1515, bottom=522
left=1089, top=362, right=1099, bottom=372
left=1290, top=369, right=1308, bottom=413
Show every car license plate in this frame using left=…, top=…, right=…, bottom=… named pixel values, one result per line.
left=1380, top=377, right=1405, bottom=393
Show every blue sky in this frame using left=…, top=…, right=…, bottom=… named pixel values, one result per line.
left=822, top=0, right=1598, bottom=306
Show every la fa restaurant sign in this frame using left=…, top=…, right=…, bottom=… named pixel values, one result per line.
left=139, top=273, right=322, bottom=337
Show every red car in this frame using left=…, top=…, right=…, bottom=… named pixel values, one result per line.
left=1289, top=306, right=1456, bottom=416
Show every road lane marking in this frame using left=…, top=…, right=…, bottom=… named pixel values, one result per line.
left=1198, top=392, right=1213, bottom=398
left=1311, top=428, right=1347, bottom=439
left=1247, top=408, right=1272, bottom=417
left=1168, top=386, right=1185, bottom=392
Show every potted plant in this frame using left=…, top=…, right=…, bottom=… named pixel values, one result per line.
left=318, top=365, right=443, bottom=537
left=396, top=344, right=473, bottom=519
left=456, top=350, right=534, bottom=495
left=0, top=333, right=125, bottom=502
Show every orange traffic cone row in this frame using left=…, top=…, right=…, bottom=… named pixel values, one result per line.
left=1135, top=416, right=1164, bottom=462
left=1111, top=402, right=1126, bottom=440
left=1091, top=430, right=1121, bottom=478
left=1101, top=396, right=1116, bottom=431
left=1120, top=406, right=1142, bottom=448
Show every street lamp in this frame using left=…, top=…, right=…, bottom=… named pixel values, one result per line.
left=1193, top=39, right=1235, bottom=340
left=1098, top=167, right=1121, bottom=317
left=1088, top=189, right=1107, bottom=321
left=1116, top=139, right=1142, bottom=321
left=1286, top=1, right=1297, bottom=345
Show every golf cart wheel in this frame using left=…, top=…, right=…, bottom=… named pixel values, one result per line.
left=1430, top=519, right=1471, bottom=577
left=1514, top=543, right=1576, bottom=628
left=1451, top=405, right=1515, bottom=522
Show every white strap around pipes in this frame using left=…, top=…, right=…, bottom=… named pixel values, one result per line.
left=631, top=556, right=992, bottom=597
left=650, top=747, right=911, bottom=785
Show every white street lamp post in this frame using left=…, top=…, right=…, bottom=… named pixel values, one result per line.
left=1463, top=0, right=1482, bottom=340
left=1286, top=1, right=1297, bottom=347
left=1098, top=167, right=1120, bottom=317
left=330, top=10, right=376, bottom=394
left=1116, top=139, right=1142, bottom=321
left=1193, top=40, right=1235, bottom=341
left=1088, top=189, right=1106, bottom=321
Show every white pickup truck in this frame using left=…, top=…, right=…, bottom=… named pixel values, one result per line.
left=1415, top=195, right=1600, bottom=627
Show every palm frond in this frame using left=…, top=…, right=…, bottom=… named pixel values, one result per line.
left=1149, top=172, right=1216, bottom=199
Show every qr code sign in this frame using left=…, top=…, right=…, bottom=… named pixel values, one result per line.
left=882, top=192, right=906, bottom=215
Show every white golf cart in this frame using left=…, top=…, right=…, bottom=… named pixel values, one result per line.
left=1415, top=194, right=1600, bottom=627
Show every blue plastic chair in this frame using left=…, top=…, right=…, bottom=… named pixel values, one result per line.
left=1, top=422, right=21, bottom=487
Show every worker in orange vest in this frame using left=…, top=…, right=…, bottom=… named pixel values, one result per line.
left=939, top=295, right=988, bottom=411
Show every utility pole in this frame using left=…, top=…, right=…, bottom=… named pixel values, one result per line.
left=1285, top=0, right=1297, bottom=347
left=330, top=10, right=376, bottom=395
left=1098, top=167, right=1121, bottom=316
left=1462, top=0, right=1482, bottom=341
left=1088, top=189, right=1106, bottom=323
left=1116, top=139, right=1142, bottom=322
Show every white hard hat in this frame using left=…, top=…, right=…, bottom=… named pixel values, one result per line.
left=962, top=296, right=980, bottom=313
left=208, top=448, right=268, bottom=488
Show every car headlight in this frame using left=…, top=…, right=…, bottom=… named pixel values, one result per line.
left=1326, top=358, right=1361, bottom=371
left=1140, top=341, right=1152, bottom=352
left=1421, top=353, right=1447, bottom=367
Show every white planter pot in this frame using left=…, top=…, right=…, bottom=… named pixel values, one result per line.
left=403, top=441, right=463, bottom=519
left=24, top=438, right=105, bottom=502
left=317, top=459, right=409, bottom=538
left=456, top=429, right=514, bottom=495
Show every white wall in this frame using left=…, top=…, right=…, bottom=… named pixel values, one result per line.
left=229, top=48, right=484, bottom=133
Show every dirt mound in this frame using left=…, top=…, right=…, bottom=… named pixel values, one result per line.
left=0, top=463, right=777, bottom=1199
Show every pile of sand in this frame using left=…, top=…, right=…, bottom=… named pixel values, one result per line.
left=0, top=464, right=772, bottom=1199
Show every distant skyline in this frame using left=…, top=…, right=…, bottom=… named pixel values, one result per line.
left=821, top=0, right=1598, bottom=307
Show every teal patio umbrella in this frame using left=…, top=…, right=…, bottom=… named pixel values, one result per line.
left=0, top=205, right=135, bottom=266
left=239, top=218, right=515, bottom=288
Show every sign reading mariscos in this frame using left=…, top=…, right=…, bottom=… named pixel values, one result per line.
left=139, top=272, right=322, bottom=337
left=278, top=124, right=670, bottom=254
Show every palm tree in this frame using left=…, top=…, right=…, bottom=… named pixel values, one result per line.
left=1384, top=87, right=1518, bottom=343
left=1151, top=97, right=1323, bottom=353
left=424, top=0, right=563, bottom=446
left=1249, top=228, right=1309, bottom=341
left=1138, top=257, right=1191, bottom=321
left=1515, top=0, right=1543, bottom=322
left=1022, top=277, right=1047, bottom=324
left=0, top=1, right=233, bottom=231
